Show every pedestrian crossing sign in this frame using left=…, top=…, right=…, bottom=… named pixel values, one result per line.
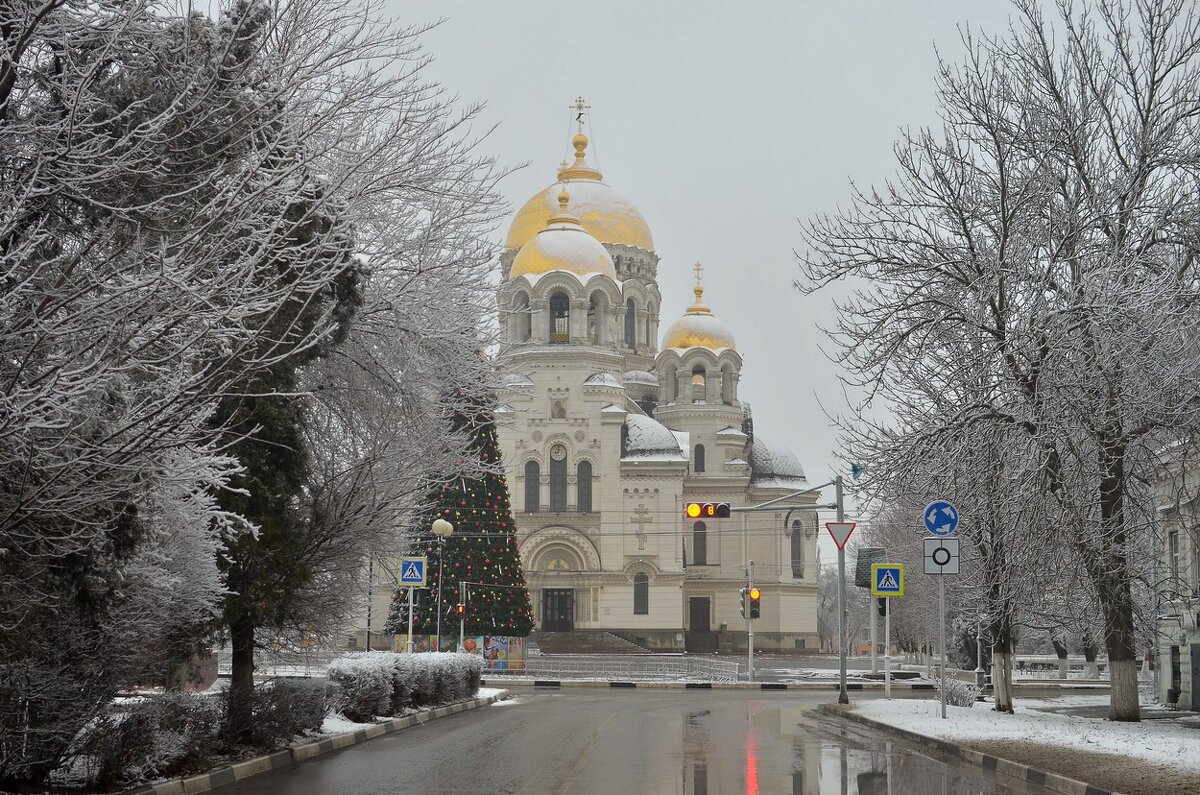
left=399, top=556, right=427, bottom=587
left=871, top=563, right=904, bottom=597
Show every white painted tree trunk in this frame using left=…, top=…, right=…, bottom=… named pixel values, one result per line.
left=993, top=649, right=1015, bottom=713
left=1109, top=658, right=1141, bottom=721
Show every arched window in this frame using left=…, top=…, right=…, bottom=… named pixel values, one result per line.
left=791, top=520, right=805, bottom=578
left=549, top=291, right=570, bottom=344
left=620, top=423, right=629, bottom=457
left=633, top=573, right=649, bottom=614
left=694, top=444, right=705, bottom=474
left=524, top=461, right=540, bottom=513
left=624, top=298, right=637, bottom=348
left=577, top=460, right=592, bottom=513
left=549, top=445, right=567, bottom=512
left=512, top=292, right=531, bottom=343
left=693, top=521, right=707, bottom=565
left=691, top=365, right=706, bottom=402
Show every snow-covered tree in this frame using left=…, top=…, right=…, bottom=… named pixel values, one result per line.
left=800, top=0, right=1200, bottom=721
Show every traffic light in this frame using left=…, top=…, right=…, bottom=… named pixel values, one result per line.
left=684, top=501, right=731, bottom=519
left=877, top=597, right=887, bottom=617
left=739, top=588, right=747, bottom=618
left=748, top=588, right=761, bottom=620
left=454, top=603, right=465, bottom=617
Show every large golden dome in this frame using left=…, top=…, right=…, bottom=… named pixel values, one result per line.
left=509, top=189, right=617, bottom=280
left=505, top=133, right=654, bottom=253
left=662, top=268, right=737, bottom=351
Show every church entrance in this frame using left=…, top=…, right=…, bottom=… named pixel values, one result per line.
left=542, top=589, right=574, bottom=631
left=686, top=597, right=717, bottom=652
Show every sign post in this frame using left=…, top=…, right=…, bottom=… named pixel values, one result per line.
left=825, top=477, right=855, bottom=704
left=398, top=556, right=427, bottom=654
left=871, top=563, right=904, bottom=699
left=923, top=501, right=959, bottom=718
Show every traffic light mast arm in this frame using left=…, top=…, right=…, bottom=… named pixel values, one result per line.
left=728, top=479, right=837, bottom=513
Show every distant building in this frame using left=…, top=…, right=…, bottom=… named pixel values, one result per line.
left=493, top=119, right=819, bottom=652
left=1154, top=451, right=1200, bottom=710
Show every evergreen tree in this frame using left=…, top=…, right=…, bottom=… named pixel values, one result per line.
left=387, top=396, right=533, bottom=640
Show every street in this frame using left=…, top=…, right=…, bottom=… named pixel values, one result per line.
left=214, top=689, right=1048, bottom=794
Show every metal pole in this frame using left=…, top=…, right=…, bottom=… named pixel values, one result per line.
left=975, top=612, right=985, bottom=690
left=436, top=538, right=445, bottom=652
left=836, top=475, right=849, bottom=704
left=747, top=562, right=755, bottom=682
left=939, top=576, right=947, bottom=718
left=884, top=597, right=892, bottom=699
left=366, top=558, right=373, bottom=651
left=406, top=588, right=415, bottom=654
left=459, top=580, right=467, bottom=651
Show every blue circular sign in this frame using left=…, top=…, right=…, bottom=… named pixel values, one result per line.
left=923, top=500, right=959, bottom=536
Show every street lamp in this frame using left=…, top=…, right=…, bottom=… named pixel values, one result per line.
left=431, top=518, right=454, bottom=651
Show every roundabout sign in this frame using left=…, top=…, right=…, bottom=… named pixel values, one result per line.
left=923, top=500, right=959, bottom=536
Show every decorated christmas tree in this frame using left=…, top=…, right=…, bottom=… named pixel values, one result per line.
left=386, top=393, right=533, bottom=641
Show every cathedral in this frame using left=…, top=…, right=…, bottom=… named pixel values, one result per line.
left=495, top=113, right=820, bottom=652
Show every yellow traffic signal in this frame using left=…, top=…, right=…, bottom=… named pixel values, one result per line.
left=747, top=588, right=761, bottom=600
left=684, top=502, right=731, bottom=519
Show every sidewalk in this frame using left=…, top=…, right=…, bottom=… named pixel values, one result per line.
left=832, top=694, right=1200, bottom=795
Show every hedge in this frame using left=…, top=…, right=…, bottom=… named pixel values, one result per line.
left=326, top=652, right=483, bottom=722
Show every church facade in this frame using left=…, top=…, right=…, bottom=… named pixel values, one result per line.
left=495, top=125, right=819, bottom=652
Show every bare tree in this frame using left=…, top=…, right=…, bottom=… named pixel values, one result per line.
left=800, top=0, right=1200, bottom=720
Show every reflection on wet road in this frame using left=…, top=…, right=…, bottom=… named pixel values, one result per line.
left=214, top=689, right=1048, bottom=794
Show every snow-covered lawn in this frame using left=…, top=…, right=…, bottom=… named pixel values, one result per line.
left=853, top=696, right=1200, bottom=778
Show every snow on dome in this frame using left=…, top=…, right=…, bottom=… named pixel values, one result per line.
left=748, top=435, right=807, bottom=488
left=509, top=218, right=617, bottom=281
left=623, top=370, right=659, bottom=386
left=662, top=311, right=737, bottom=351
left=584, top=372, right=622, bottom=387
left=623, top=414, right=685, bottom=457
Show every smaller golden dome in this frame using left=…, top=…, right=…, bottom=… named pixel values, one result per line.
left=661, top=263, right=738, bottom=351
left=510, top=189, right=617, bottom=281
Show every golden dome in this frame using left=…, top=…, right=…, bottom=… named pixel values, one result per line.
left=509, top=188, right=617, bottom=280
left=661, top=263, right=737, bottom=351
left=505, top=132, right=654, bottom=253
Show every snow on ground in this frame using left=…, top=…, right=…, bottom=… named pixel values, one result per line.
left=853, top=696, right=1200, bottom=777
left=477, top=687, right=508, bottom=699
left=320, top=715, right=374, bottom=735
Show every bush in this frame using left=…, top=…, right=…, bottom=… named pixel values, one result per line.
left=245, top=681, right=338, bottom=748
left=937, top=677, right=981, bottom=708
left=325, top=652, right=482, bottom=720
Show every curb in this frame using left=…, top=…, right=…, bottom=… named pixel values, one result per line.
left=480, top=678, right=937, bottom=691
left=121, top=693, right=505, bottom=795
left=816, top=703, right=1119, bottom=795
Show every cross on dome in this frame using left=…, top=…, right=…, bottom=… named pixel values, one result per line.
left=570, top=96, right=591, bottom=131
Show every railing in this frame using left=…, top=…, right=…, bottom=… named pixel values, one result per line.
left=215, top=647, right=342, bottom=679
left=486, top=654, right=741, bottom=683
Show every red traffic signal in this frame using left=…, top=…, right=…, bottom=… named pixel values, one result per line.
left=684, top=501, right=731, bottom=519
left=453, top=603, right=465, bottom=616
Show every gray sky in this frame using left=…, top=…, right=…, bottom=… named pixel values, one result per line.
left=404, top=0, right=1015, bottom=555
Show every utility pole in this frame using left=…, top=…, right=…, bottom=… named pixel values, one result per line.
left=746, top=561, right=755, bottom=682
left=836, top=475, right=849, bottom=705
left=459, top=580, right=468, bottom=651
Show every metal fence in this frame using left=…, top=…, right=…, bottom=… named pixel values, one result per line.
left=487, top=654, right=742, bottom=683
left=215, top=648, right=341, bottom=679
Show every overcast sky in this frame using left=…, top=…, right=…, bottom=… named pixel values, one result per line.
left=398, top=0, right=1017, bottom=557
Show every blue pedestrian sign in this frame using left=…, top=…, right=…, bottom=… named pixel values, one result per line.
left=399, top=556, right=427, bottom=587
left=871, top=563, right=905, bottom=597
left=923, top=500, right=959, bottom=536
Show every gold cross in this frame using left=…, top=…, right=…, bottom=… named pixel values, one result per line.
left=693, top=261, right=704, bottom=288
left=570, top=96, right=591, bottom=130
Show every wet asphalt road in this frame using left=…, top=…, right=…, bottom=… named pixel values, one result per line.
left=213, top=689, right=1048, bottom=795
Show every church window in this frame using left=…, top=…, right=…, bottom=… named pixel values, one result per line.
left=633, top=573, right=649, bottom=614
left=624, top=299, right=637, bottom=348
left=791, top=520, right=805, bottom=578
left=577, top=460, right=592, bottom=513
left=549, top=291, right=570, bottom=344
left=691, top=365, right=706, bottom=402
left=620, top=424, right=629, bottom=457
left=694, top=444, right=705, bottom=474
left=524, top=461, right=540, bottom=512
left=549, top=444, right=567, bottom=511
left=512, top=292, right=531, bottom=343
left=693, top=521, right=707, bottom=565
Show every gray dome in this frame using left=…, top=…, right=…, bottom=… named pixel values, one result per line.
left=623, top=414, right=684, bottom=456
left=749, top=435, right=807, bottom=486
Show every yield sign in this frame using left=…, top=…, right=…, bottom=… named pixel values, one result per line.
left=825, top=521, right=856, bottom=550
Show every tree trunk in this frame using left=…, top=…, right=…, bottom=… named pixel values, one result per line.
left=1100, top=587, right=1141, bottom=721
left=1082, top=631, right=1100, bottom=679
left=1052, top=637, right=1070, bottom=679
left=227, top=618, right=257, bottom=744
left=991, top=615, right=1016, bottom=713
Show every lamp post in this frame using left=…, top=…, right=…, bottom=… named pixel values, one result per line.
left=431, top=518, right=454, bottom=651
